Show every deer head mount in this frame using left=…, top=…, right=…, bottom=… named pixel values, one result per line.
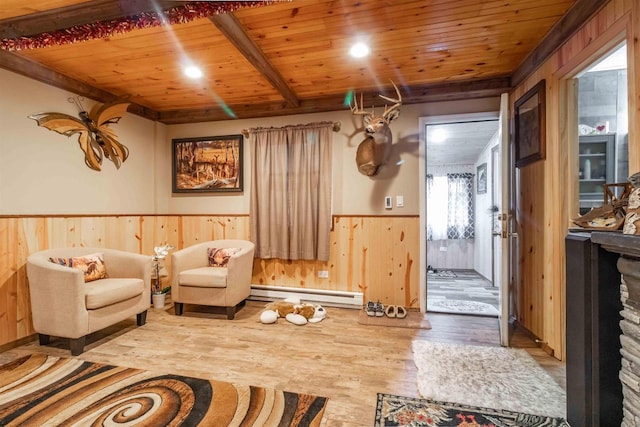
left=351, top=81, right=402, bottom=176
left=29, top=97, right=130, bottom=171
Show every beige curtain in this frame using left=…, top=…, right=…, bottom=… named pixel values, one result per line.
left=250, top=122, right=333, bottom=261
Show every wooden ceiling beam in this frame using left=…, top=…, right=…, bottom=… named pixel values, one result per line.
left=157, top=77, right=512, bottom=124
left=209, top=13, right=300, bottom=108
left=0, top=50, right=158, bottom=121
left=511, top=0, right=610, bottom=87
left=0, top=0, right=180, bottom=39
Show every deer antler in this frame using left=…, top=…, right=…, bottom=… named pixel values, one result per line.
left=350, top=92, right=374, bottom=118
left=379, top=80, right=402, bottom=120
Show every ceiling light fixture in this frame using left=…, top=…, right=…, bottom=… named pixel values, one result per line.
left=350, top=42, right=370, bottom=58
left=430, top=128, right=447, bottom=143
left=184, top=65, right=203, bottom=79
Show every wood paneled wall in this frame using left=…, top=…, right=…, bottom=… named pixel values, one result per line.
left=511, top=0, right=639, bottom=361
left=0, top=214, right=419, bottom=348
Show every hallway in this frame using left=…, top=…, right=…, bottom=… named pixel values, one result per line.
left=427, top=269, right=500, bottom=316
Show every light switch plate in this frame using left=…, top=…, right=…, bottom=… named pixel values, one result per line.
left=396, top=195, right=404, bottom=207
left=385, top=196, right=392, bottom=209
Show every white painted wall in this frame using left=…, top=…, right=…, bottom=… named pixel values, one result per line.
left=0, top=68, right=164, bottom=215
left=0, top=66, right=500, bottom=217
left=474, top=130, right=500, bottom=280
left=427, top=239, right=475, bottom=270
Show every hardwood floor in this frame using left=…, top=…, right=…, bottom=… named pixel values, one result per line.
left=0, top=300, right=565, bottom=426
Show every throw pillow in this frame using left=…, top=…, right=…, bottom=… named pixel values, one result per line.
left=49, top=252, right=107, bottom=282
left=207, top=247, right=241, bottom=267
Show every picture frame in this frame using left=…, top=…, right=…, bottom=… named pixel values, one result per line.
left=172, top=134, right=243, bottom=193
left=514, top=79, right=546, bottom=168
left=477, top=163, right=487, bottom=194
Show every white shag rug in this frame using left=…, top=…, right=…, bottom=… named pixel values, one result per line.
left=412, top=340, right=566, bottom=418
left=427, top=298, right=499, bottom=316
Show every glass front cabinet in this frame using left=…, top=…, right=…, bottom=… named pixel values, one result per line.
left=579, top=134, right=615, bottom=214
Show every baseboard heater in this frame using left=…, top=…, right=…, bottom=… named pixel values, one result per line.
left=250, top=285, right=363, bottom=309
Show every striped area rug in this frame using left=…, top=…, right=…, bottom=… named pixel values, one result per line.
left=0, top=354, right=328, bottom=426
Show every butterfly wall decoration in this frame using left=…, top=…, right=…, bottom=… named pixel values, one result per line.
left=29, top=97, right=131, bottom=171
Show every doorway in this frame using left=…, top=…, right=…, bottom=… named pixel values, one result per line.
left=576, top=42, right=628, bottom=215
left=422, top=116, right=500, bottom=317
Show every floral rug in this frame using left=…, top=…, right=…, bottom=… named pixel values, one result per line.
left=375, top=394, right=570, bottom=426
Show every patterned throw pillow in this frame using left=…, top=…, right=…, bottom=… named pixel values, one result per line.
left=207, top=247, right=241, bottom=267
left=49, top=252, right=107, bottom=283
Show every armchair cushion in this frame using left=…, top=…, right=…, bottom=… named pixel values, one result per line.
left=207, top=247, right=241, bottom=267
left=179, top=267, right=227, bottom=288
left=49, top=252, right=107, bottom=283
left=85, top=278, right=145, bottom=309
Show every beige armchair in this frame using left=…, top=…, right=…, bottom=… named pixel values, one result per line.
left=26, top=247, right=151, bottom=355
left=171, top=240, right=255, bottom=319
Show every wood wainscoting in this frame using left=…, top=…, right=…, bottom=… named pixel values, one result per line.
left=0, top=214, right=419, bottom=348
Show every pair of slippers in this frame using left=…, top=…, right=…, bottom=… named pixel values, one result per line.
left=384, top=305, right=407, bottom=319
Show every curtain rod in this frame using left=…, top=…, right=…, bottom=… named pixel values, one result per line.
left=241, top=121, right=341, bottom=139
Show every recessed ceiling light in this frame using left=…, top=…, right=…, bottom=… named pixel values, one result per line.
left=184, top=65, right=203, bottom=79
left=350, top=42, right=370, bottom=58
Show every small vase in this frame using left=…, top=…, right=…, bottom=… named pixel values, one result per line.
left=152, top=293, right=166, bottom=309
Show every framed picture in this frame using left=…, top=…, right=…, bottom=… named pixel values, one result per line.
left=515, top=79, right=546, bottom=168
left=172, top=135, right=243, bottom=193
left=477, top=163, right=487, bottom=194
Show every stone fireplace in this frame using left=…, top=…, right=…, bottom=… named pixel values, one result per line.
left=591, top=232, right=640, bottom=427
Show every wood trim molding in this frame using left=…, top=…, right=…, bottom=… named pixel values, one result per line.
left=0, top=213, right=252, bottom=219
left=333, top=214, right=419, bottom=218
left=158, top=77, right=512, bottom=124
left=511, top=0, right=610, bottom=87
left=0, top=334, right=35, bottom=353
left=554, top=13, right=629, bottom=79
left=0, top=213, right=417, bottom=219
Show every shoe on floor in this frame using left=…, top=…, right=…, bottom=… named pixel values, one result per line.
left=365, top=301, right=376, bottom=316
left=385, top=305, right=397, bottom=318
left=375, top=301, right=384, bottom=317
left=396, top=306, right=407, bottom=319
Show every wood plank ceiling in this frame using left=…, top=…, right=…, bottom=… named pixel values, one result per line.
left=0, top=0, right=603, bottom=124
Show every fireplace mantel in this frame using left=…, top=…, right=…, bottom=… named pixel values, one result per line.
left=591, top=231, right=640, bottom=259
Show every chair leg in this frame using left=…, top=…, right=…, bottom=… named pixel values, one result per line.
left=70, top=337, right=86, bottom=356
left=226, top=306, right=236, bottom=320
left=174, top=302, right=184, bottom=316
left=137, top=310, right=148, bottom=326
left=38, top=334, right=50, bottom=345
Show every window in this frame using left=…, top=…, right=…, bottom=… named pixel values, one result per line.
left=426, top=173, right=474, bottom=240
